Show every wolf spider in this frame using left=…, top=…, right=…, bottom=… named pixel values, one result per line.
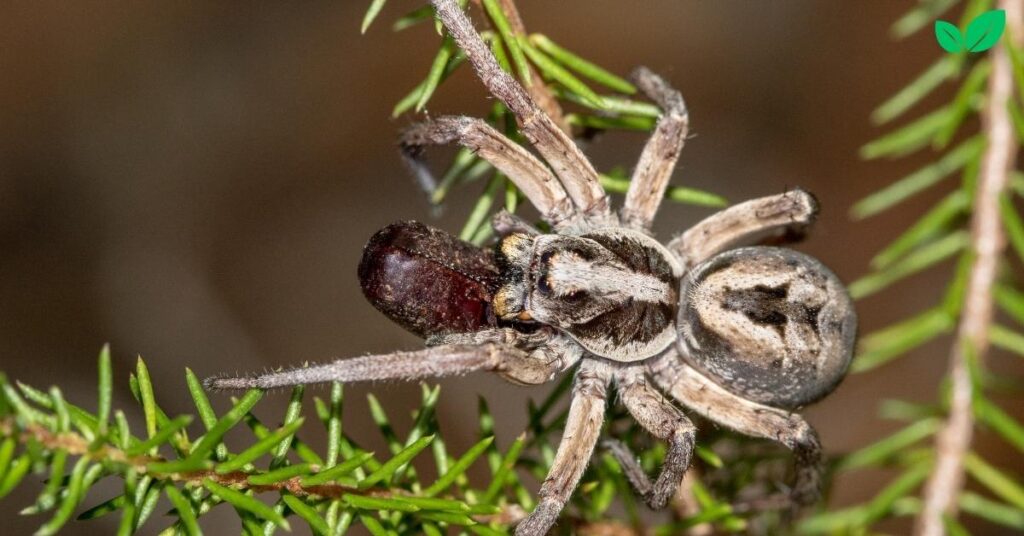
left=206, top=1, right=857, bottom=534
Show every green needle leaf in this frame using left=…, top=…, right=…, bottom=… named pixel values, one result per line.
left=852, top=136, right=984, bottom=219
left=893, top=0, right=957, bottom=38
left=933, top=60, right=989, bottom=148
left=188, top=389, right=264, bottom=461
left=97, top=344, right=112, bottom=436
left=126, top=415, right=193, bottom=456
left=301, top=452, right=375, bottom=487
left=203, top=479, right=290, bottom=531
left=37, top=450, right=68, bottom=512
left=567, top=113, right=656, bottom=131
left=483, top=433, right=525, bottom=501
left=870, top=190, right=969, bottom=269
left=216, top=418, right=306, bottom=473
left=519, top=36, right=604, bottom=108
left=599, top=174, right=726, bottom=207
left=361, top=0, right=387, bottom=34
left=392, top=5, right=433, bottom=32
left=873, top=56, right=958, bottom=124
left=666, top=186, right=729, bottom=208
left=964, top=453, right=1024, bottom=509
left=248, top=463, right=312, bottom=485
left=460, top=175, right=502, bottom=241
left=165, top=486, right=201, bottom=536
left=326, top=383, right=344, bottom=467
left=849, top=231, right=969, bottom=299
left=271, top=386, right=306, bottom=469
left=863, top=462, right=932, bottom=523
left=358, top=435, right=434, bottom=489
left=934, top=21, right=965, bottom=53
left=394, top=496, right=470, bottom=511
left=975, top=398, right=1024, bottom=453
left=481, top=0, right=531, bottom=85
left=836, top=418, right=941, bottom=470
left=76, top=494, right=127, bottom=521
left=416, top=35, right=457, bottom=111
left=343, top=494, right=420, bottom=512
left=135, top=357, right=159, bottom=442
left=0, top=438, right=15, bottom=484
left=999, top=193, right=1024, bottom=263
left=393, top=52, right=465, bottom=118
left=358, top=514, right=389, bottom=536
left=861, top=105, right=952, bottom=160
left=423, top=435, right=493, bottom=496
left=530, top=34, right=635, bottom=94
left=282, top=494, right=330, bottom=535
left=418, top=511, right=477, bottom=526
left=853, top=307, right=954, bottom=373
left=50, top=386, right=70, bottom=433
left=0, top=454, right=31, bottom=499
left=964, top=9, right=1006, bottom=52
left=991, top=325, right=1024, bottom=357
left=960, top=492, right=1024, bottom=530
left=36, top=457, right=91, bottom=536
left=995, top=285, right=1024, bottom=325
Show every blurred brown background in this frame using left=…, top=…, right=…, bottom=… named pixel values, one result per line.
left=2, top=1, right=1021, bottom=534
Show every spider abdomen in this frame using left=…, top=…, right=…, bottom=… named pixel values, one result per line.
left=358, top=221, right=500, bottom=338
left=678, top=247, right=856, bottom=409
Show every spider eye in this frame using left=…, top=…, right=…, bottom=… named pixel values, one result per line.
left=678, top=247, right=856, bottom=409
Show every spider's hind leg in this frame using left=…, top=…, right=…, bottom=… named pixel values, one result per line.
left=621, top=67, right=690, bottom=230
left=610, top=363, right=696, bottom=509
left=667, top=189, right=819, bottom=269
left=516, top=359, right=612, bottom=536
left=650, top=353, right=823, bottom=513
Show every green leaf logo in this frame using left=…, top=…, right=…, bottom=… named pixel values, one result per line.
left=965, top=9, right=1006, bottom=52
left=935, top=20, right=964, bottom=52
left=934, top=10, right=1006, bottom=53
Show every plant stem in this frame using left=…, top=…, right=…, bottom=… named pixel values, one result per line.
left=915, top=2, right=1022, bottom=534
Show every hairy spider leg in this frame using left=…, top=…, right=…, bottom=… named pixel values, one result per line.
left=607, top=363, right=697, bottom=509
left=431, top=0, right=614, bottom=225
left=668, top=189, right=819, bottom=269
left=515, top=359, right=612, bottom=536
left=648, top=351, right=824, bottom=511
left=400, top=117, right=576, bottom=228
left=204, top=337, right=570, bottom=391
left=622, top=67, right=691, bottom=230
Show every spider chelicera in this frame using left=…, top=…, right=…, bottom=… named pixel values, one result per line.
left=206, top=1, right=857, bottom=534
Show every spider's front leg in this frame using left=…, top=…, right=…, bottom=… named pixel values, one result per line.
left=650, top=354, right=823, bottom=511
left=668, top=189, right=819, bottom=269
left=517, top=359, right=612, bottom=536
left=204, top=329, right=574, bottom=390
left=430, top=0, right=614, bottom=225
left=605, top=363, right=696, bottom=509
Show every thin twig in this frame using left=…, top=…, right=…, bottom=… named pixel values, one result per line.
left=3, top=418, right=416, bottom=500
left=914, top=2, right=1022, bottom=535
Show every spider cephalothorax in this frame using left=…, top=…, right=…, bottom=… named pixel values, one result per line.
left=495, top=229, right=682, bottom=361
left=205, top=1, right=857, bottom=534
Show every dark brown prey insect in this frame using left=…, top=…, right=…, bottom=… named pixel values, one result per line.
left=205, top=1, right=858, bottom=534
